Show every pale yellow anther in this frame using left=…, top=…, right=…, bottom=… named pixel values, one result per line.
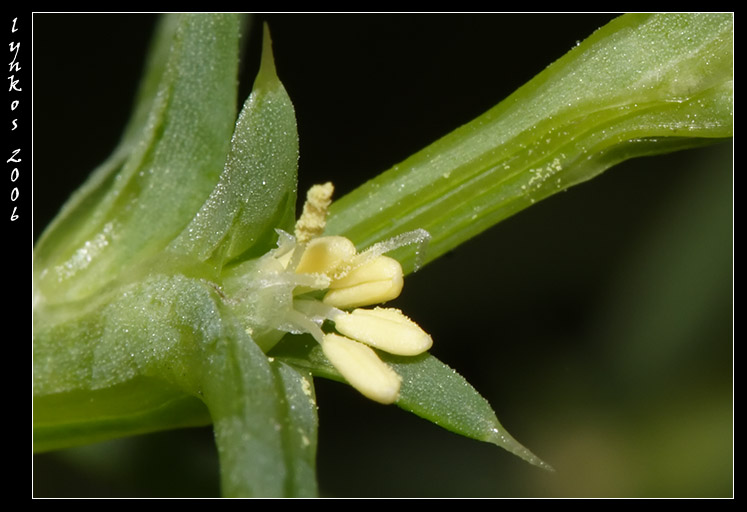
left=323, top=256, right=404, bottom=309
left=333, top=307, right=433, bottom=356
left=294, top=236, right=357, bottom=276
left=321, top=333, right=402, bottom=404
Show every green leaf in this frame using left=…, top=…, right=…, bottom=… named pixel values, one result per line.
left=269, top=361, right=319, bottom=497
left=325, top=13, right=733, bottom=274
left=385, top=353, right=552, bottom=470
left=33, top=274, right=222, bottom=450
left=271, top=336, right=549, bottom=469
left=34, top=14, right=240, bottom=304
left=169, top=25, right=299, bottom=265
left=33, top=378, right=210, bottom=453
left=201, top=321, right=318, bottom=497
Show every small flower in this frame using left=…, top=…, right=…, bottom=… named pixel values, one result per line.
left=263, top=183, right=432, bottom=404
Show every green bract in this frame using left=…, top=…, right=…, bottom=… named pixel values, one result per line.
left=33, top=14, right=733, bottom=497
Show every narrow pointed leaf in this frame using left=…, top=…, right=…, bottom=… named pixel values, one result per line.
left=203, top=322, right=317, bottom=497
left=385, top=353, right=552, bottom=470
left=325, top=13, right=733, bottom=274
left=169, top=25, right=299, bottom=264
left=270, top=361, right=319, bottom=497
left=34, top=15, right=180, bottom=257
left=34, top=14, right=240, bottom=304
left=271, top=336, right=548, bottom=468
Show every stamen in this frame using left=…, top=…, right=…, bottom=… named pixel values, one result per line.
left=331, top=307, right=433, bottom=356
left=323, top=256, right=403, bottom=309
left=294, top=236, right=356, bottom=275
left=321, top=333, right=402, bottom=404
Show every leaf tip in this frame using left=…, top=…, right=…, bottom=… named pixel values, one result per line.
left=258, top=22, right=278, bottom=83
left=486, top=427, right=555, bottom=472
